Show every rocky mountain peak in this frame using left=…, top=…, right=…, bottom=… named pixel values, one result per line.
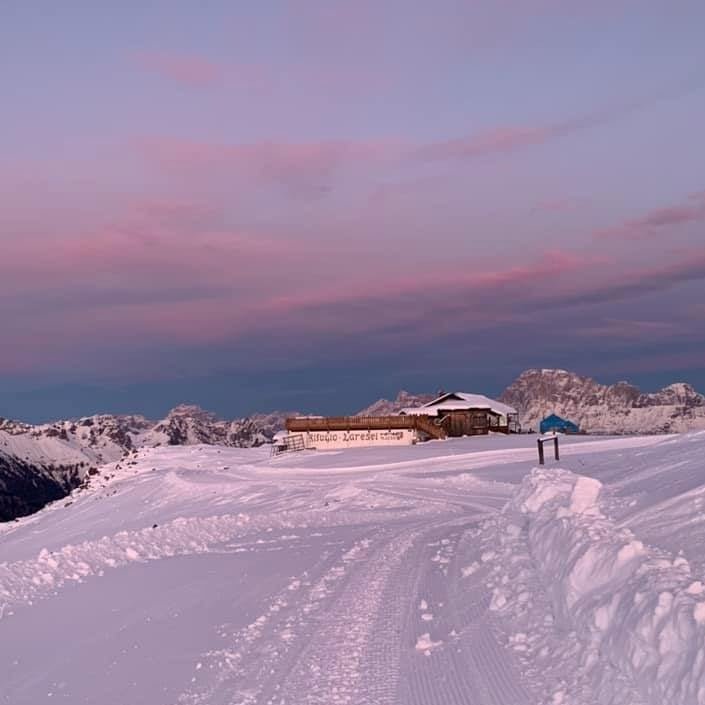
left=357, top=390, right=436, bottom=416
left=166, top=404, right=218, bottom=421
left=0, top=417, right=32, bottom=435
left=645, top=383, right=704, bottom=408
left=500, top=369, right=705, bottom=434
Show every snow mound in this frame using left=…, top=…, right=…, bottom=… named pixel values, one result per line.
left=507, top=467, right=705, bottom=705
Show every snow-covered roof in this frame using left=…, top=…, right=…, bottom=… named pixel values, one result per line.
left=407, top=392, right=517, bottom=417
left=401, top=402, right=485, bottom=416
left=400, top=406, right=440, bottom=416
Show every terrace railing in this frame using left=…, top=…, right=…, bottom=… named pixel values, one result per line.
left=285, top=414, right=448, bottom=440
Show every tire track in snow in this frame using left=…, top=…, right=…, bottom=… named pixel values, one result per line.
left=401, top=523, right=484, bottom=705
left=261, top=524, right=424, bottom=705
left=400, top=520, right=535, bottom=705
left=177, top=530, right=387, bottom=705
left=178, top=516, right=469, bottom=705
left=368, top=484, right=503, bottom=515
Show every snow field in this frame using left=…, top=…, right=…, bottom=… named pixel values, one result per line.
left=2, top=431, right=704, bottom=704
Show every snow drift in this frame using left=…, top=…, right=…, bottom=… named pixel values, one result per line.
left=508, top=466, right=705, bottom=705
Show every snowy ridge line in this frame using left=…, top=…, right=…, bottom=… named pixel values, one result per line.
left=505, top=467, right=705, bottom=705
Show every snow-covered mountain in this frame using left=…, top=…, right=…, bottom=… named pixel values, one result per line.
left=0, top=430, right=89, bottom=521
left=500, top=368, right=705, bottom=434
left=0, top=405, right=292, bottom=521
left=357, top=390, right=436, bottom=416
left=356, top=370, right=705, bottom=435
left=143, top=404, right=288, bottom=451
left=0, top=405, right=292, bottom=465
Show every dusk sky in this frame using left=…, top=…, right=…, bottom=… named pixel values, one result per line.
left=2, top=1, right=705, bottom=422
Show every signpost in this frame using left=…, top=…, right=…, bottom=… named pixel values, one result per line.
left=537, top=434, right=559, bottom=465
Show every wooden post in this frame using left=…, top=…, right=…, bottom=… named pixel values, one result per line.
left=538, top=435, right=559, bottom=464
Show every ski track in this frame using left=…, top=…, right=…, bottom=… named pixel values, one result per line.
left=175, top=513, right=533, bottom=705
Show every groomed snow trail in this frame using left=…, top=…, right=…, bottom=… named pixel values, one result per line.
left=175, top=515, right=532, bottom=705
left=2, top=433, right=691, bottom=705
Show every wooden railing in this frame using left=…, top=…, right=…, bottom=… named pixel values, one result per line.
left=285, top=414, right=448, bottom=439
left=271, top=433, right=306, bottom=456
left=413, top=414, right=449, bottom=439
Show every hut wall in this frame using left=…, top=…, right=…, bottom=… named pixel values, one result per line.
left=298, top=429, right=417, bottom=449
left=443, top=410, right=491, bottom=436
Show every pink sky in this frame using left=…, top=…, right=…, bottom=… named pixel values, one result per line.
left=2, top=0, right=704, bottom=419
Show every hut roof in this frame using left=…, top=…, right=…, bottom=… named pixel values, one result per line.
left=401, top=392, right=516, bottom=417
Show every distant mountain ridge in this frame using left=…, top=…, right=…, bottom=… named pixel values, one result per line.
left=356, top=371, right=705, bottom=435
left=357, top=390, right=437, bottom=416
left=0, top=404, right=293, bottom=465
left=0, top=405, right=293, bottom=521
left=500, top=369, right=705, bottom=434
left=4, top=371, right=705, bottom=521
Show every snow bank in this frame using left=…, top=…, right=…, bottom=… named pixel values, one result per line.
left=510, top=467, right=705, bottom=705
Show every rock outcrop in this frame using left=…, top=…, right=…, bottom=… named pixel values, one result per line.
left=357, top=390, right=436, bottom=416
left=500, top=369, right=705, bottom=434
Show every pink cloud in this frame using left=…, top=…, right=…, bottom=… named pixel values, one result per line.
left=534, top=197, right=580, bottom=213
left=135, top=44, right=385, bottom=98
left=136, top=136, right=408, bottom=197
left=418, top=110, right=614, bottom=162
left=419, top=125, right=561, bottom=161
left=2, top=234, right=704, bottom=377
left=132, top=82, right=693, bottom=200
left=4, top=248, right=583, bottom=356
left=135, top=52, right=224, bottom=86
left=107, top=248, right=701, bottom=349
left=597, top=192, right=705, bottom=239
left=0, top=197, right=287, bottom=294
left=420, top=81, right=700, bottom=163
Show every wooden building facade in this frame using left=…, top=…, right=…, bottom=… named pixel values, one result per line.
left=280, top=392, right=519, bottom=452
left=400, top=392, right=520, bottom=436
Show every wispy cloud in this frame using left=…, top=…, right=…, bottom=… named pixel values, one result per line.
left=135, top=52, right=224, bottom=86
left=136, top=136, right=408, bottom=197
left=419, top=82, right=700, bottom=163
left=597, top=191, right=705, bottom=239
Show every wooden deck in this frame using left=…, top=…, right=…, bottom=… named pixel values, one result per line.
left=285, top=414, right=449, bottom=440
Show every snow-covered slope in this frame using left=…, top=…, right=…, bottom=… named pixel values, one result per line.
left=0, top=406, right=293, bottom=521
left=0, top=430, right=89, bottom=521
left=500, top=368, right=705, bottom=434
left=2, top=431, right=705, bottom=704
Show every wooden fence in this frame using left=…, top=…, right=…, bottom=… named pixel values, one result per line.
left=285, top=414, right=448, bottom=439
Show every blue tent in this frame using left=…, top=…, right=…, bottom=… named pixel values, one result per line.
left=540, top=413, right=579, bottom=434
